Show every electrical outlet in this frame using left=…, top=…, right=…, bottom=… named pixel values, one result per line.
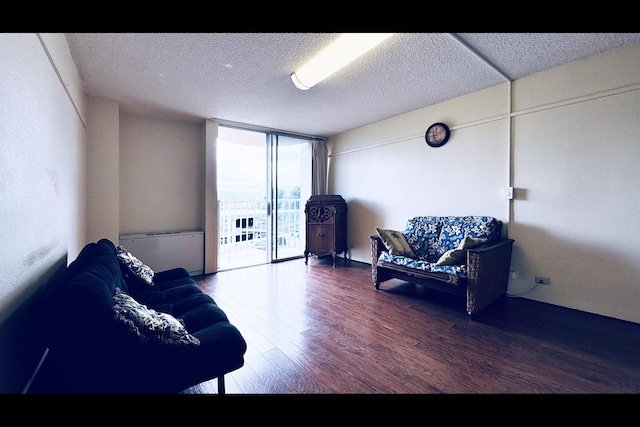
left=508, top=271, right=518, bottom=279
left=535, top=276, right=550, bottom=285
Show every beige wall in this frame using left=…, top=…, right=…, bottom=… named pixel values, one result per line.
left=509, top=45, right=640, bottom=321
left=329, top=43, right=640, bottom=324
left=0, top=33, right=85, bottom=392
left=329, top=83, right=511, bottom=263
left=118, top=113, right=205, bottom=235
left=86, top=96, right=120, bottom=243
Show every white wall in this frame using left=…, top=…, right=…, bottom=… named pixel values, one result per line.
left=329, top=43, right=640, bottom=324
left=119, top=113, right=205, bottom=235
left=0, top=33, right=85, bottom=392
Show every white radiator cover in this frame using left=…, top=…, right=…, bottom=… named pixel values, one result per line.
left=119, top=231, right=204, bottom=276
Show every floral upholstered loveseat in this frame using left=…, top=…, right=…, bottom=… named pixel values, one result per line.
left=370, top=216, right=514, bottom=318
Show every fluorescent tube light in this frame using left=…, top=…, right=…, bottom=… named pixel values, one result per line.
left=290, top=33, right=394, bottom=90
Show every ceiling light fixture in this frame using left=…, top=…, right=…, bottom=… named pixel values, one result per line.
left=290, top=33, right=394, bottom=90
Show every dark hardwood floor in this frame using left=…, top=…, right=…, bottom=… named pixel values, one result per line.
left=183, top=255, right=640, bottom=394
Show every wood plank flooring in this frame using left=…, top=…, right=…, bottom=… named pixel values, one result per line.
left=183, top=255, right=640, bottom=394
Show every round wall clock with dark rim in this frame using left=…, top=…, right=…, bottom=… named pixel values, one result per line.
left=425, top=122, right=450, bottom=147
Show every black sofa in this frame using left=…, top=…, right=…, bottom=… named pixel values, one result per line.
left=31, top=238, right=247, bottom=394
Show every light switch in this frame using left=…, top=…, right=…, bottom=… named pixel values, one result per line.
left=502, top=187, right=514, bottom=200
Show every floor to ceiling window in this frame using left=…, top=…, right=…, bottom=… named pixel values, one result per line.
left=216, top=125, right=312, bottom=270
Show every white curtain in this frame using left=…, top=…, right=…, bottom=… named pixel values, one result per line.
left=311, top=139, right=328, bottom=196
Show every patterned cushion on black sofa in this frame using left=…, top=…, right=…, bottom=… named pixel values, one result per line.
left=112, top=287, right=200, bottom=346
left=116, top=245, right=154, bottom=286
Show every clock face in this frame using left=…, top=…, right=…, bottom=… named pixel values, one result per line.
left=425, top=123, right=450, bottom=147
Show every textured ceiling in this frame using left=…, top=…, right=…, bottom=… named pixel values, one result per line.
left=65, top=33, right=640, bottom=138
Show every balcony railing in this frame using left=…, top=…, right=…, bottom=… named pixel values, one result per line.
left=218, top=199, right=303, bottom=269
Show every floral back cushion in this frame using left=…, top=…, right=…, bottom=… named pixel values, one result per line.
left=435, top=216, right=501, bottom=256
left=402, top=216, right=443, bottom=263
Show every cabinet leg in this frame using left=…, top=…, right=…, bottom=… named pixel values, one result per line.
left=332, top=251, right=337, bottom=268
left=304, top=250, right=308, bottom=265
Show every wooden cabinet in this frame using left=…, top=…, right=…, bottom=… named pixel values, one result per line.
left=304, top=195, right=347, bottom=267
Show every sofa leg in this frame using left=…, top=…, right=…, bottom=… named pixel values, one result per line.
left=217, top=375, right=226, bottom=394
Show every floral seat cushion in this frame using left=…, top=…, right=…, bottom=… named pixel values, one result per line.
left=378, top=252, right=467, bottom=278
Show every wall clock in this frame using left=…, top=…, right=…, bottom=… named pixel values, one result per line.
left=425, top=122, right=450, bottom=147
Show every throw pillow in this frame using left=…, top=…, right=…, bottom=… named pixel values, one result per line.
left=435, top=236, right=487, bottom=266
left=116, top=245, right=154, bottom=286
left=376, top=228, right=416, bottom=257
left=112, top=288, right=200, bottom=346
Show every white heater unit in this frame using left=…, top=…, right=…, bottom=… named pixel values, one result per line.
left=119, top=231, right=204, bottom=276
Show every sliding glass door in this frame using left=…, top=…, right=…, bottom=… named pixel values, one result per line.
left=216, top=126, right=311, bottom=270
left=270, top=134, right=312, bottom=261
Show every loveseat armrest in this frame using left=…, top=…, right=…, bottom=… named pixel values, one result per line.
left=370, top=235, right=385, bottom=263
left=465, top=238, right=514, bottom=317
left=370, top=235, right=386, bottom=289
